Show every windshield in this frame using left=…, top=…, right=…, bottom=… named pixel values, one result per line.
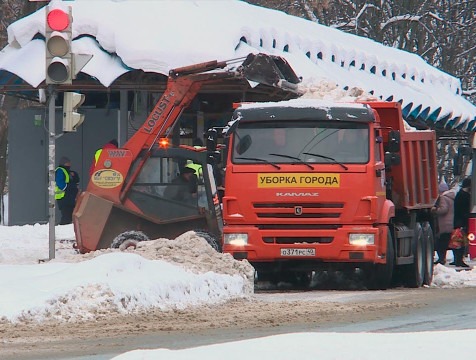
left=232, top=121, right=370, bottom=165
left=130, top=156, right=208, bottom=209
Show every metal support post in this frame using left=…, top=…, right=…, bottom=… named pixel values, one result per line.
left=48, top=88, right=57, bottom=260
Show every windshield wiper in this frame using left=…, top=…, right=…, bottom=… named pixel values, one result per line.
left=303, top=152, right=348, bottom=170
left=235, top=157, right=281, bottom=169
left=269, top=153, right=314, bottom=170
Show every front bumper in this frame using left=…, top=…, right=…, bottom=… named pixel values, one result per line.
left=223, top=225, right=385, bottom=264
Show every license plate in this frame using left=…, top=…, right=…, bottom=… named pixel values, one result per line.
left=280, top=248, right=315, bottom=256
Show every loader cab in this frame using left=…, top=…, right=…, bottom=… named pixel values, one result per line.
left=125, top=147, right=223, bottom=238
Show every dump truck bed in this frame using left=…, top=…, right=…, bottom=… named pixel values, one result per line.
left=367, top=102, right=438, bottom=210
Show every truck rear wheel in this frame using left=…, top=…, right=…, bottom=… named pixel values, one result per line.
left=111, top=231, right=149, bottom=250
left=194, top=230, right=222, bottom=252
left=422, top=221, right=434, bottom=286
left=405, top=222, right=425, bottom=288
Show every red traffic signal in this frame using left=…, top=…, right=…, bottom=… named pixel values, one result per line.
left=46, top=9, right=69, bottom=31
left=45, top=6, right=72, bottom=84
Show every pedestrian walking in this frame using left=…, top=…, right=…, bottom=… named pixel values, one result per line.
left=451, top=177, right=471, bottom=267
left=432, top=182, right=455, bottom=265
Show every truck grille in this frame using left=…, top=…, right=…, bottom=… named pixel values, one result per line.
left=257, top=224, right=341, bottom=230
left=275, top=237, right=333, bottom=244
left=253, top=202, right=343, bottom=219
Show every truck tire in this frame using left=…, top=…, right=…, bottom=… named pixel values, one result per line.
left=275, top=271, right=313, bottom=289
left=422, top=221, right=434, bottom=286
left=366, top=230, right=394, bottom=290
left=256, top=271, right=281, bottom=286
left=194, top=230, right=222, bottom=252
left=111, top=231, right=149, bottom=250
left=291, top=271, right=313, bottom=289
left=405, top=222, right=425, bottom=288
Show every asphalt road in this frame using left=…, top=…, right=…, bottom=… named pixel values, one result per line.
left=36, top=286, right=476, bottom=360
left=1, top=282, right=473, bottom=360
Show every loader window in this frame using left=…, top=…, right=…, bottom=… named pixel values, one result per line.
left=232, top=121, right=369, bottom=165
left=129, top=156, right=208, bottom=214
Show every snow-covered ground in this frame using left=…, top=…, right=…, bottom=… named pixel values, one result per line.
left=1, top=223, right=476, bottom=359
left=113, top=330, right=476, bottom=360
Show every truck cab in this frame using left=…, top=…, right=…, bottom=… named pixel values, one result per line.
left=222, top=99, right=437, bottom=289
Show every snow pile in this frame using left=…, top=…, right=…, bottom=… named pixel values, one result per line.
left=298, top=79, right=378, bottom=102
left=60, top=231, right=255, bottom=287
left=2, top=223, right=476, bottom=325
left=432, top=263, right=476, bottom=288
left=0, top=230, right=255, bottom=324
left=0, top=223, right=75, bottom=264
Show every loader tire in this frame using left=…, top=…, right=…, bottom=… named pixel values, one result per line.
left=193, top=230, right=222, bottom=252
left=111, top=231, right=149, bottom=251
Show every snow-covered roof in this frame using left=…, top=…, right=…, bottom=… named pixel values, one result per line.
left=1, top=0, right=475, bottom=130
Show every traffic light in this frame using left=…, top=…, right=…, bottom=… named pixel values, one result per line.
left=63, top=92, right=85, bottom=132
left=45, top=6, right=72, bottom=84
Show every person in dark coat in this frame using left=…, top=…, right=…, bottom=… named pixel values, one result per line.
left=432, top=182, right=455, bottom=265
left=164, top=166, right=197, bottom=204
left=452, top=177, right=471, bottom=267
left=55, top=157, right=80, bottom=225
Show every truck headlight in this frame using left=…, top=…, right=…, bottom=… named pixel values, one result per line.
left=224, top=233, right=248, bottom=246
left=349, top=233, right=375, bottom=246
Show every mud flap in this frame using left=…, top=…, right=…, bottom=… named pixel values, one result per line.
left=240, top=53, right=301, bottom=93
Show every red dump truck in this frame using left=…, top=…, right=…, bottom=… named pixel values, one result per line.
left=222, top=99, right=438, bottom=289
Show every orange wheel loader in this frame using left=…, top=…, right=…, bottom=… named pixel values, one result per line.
left=73, top=53, right=301, bottom=253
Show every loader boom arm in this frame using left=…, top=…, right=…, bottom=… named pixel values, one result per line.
left=118, top=61, right=247, bottom=202
left=87, top=53, right=301, bottom=202
left=123, top=53, right=301, bottom=160
left=124, top=61, right=239, bottom=159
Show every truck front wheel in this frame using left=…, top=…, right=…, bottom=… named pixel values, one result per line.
left=291, top=271, right=313, bottom=289
left=366, top=229, right=394, bottom=290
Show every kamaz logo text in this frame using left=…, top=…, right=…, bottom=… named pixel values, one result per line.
left=143, top=93, right=172, bottom=133
left=276, top=192, right=319, bottom=197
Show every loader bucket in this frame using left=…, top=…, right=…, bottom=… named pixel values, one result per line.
left=240, top=53, right=301, bottom=93
left=73, top=191, right=209, bottom=253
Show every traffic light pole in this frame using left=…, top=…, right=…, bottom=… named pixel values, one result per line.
left=48, top=87, right=57, bottom=260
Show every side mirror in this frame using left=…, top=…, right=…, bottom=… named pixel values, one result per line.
left=387, top=130, right=401, bottom=153
left=223, top=119, right=239, bottom=137
left=206, top=128, right=218, bottom=153
left=236, top=134, right=252, bottom=155
left=385, top=152, right=401, bottom=168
